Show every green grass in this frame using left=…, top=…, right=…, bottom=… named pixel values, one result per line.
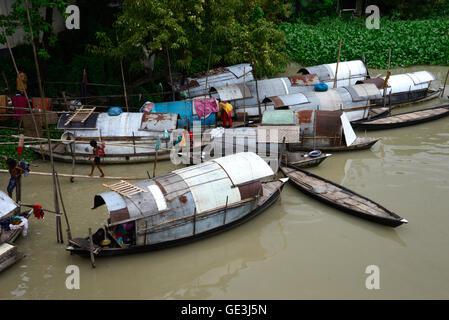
left=280, top=17, right=449, bottom=68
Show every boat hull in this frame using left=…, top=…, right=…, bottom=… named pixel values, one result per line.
left=280, top=164, right=406, bottom=227
left=288, top=137, right=380, bottom=152
left=354, top=105, right=449, bottom=131
left=67, top=180, right=286, bottom=257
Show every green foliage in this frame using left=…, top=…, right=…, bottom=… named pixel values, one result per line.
left=0, top=0, right=68, bottom=59
left=0, top=128, right=39, bottom=169
left=281, top=17, right=449, bottom=68
left=88, top=0, right=288, bottom=78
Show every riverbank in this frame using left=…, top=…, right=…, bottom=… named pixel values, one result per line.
left=280, top=17, right=449, bottom=69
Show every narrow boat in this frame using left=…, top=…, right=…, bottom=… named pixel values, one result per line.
left=289, top=136, right=380, bottom=152
left=353, top=105, right=449, bottom=130
left=66, top=152, right=288, bottom=257
left=282, top=151, right=331, bottom=168
left=0, top=191, right=32, bottom=272
left=279, top=163, right=408, bottom=227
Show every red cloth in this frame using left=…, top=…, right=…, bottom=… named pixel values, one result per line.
left=17, top=146, right=23, bottom=155
left=11, top=96, right=29, bottom=121
left=193, top=98, right=219, bottom=119
left=32, top=204, right=45, bottom=219
left=221, top=110, right=232, bottom=128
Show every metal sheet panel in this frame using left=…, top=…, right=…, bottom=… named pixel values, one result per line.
left=226, top=63, right=253, bottom=78
left=266, top=93, right=309, bottom=107
left=140, top=113, right=178, bottom=131
left=345, top=83, right=382, bottom=101
left=257, top=126, right=300, bottom=143
left=406, top=71, right=435, bottom=85
left=288, top=74, right=320, bottom=86
left=212, top=152, right=274, bottom=185
left=341, top=112, right=356, bottom=146
left=261, top=110, right=296, bottom=125
left=211, top=83, right=251, bottom=101
left=316, top=90, right=345, bottom=110
left=0, top=191, right=18, bottom=219
left=174, top=162, right=241, bottom=213
left=315, top=110, right=343, bottom=138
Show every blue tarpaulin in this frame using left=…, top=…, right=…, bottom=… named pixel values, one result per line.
left=152, top=100, right=215, bottom=128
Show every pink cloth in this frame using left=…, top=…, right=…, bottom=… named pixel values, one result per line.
left=11, top=95, right=29, bottom=121
left=194, top=98, right=219, bottom=119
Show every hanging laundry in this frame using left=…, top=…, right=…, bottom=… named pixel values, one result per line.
left=32, top=204, right=45, bottom=220
left=194, top=98, right=219, bottom=119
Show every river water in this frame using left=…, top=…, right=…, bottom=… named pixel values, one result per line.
left=1, top=65, right=448, bottom=299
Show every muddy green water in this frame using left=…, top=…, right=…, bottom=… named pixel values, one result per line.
left=1, top=65, right=449, bottom=299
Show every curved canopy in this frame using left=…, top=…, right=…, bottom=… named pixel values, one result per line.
left=0, top=191, right=18, bottom=219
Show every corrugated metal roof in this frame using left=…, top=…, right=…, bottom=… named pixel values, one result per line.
left=288, top=74, right=320, bottom=86
left=384, top=71, right=434, bottom=94
left=178, top=63, right=254, bottom=98
left=263, top=93, right=309, bottom=107
left=261, top=110, right=296, bottom=125
left=344, top=83, right=382, bottom=101
left=210, top=83, right=251, bottom=101
left=212, top=152, right=274, bottom=185
left=298, top=60, right=368, bottom=82
left=175, top=162, right=241, bottom=214
left=0, top=190, right=18, bottom=219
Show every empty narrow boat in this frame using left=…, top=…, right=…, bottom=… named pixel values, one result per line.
left=282, top=151, right=331, bottom=168
left=353, top=105, right=449, bottom=130
left=279, top=163, right=408, bottom=227
left=67, top=152, right=288, bottom=257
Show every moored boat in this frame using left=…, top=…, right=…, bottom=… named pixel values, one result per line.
left=0, top=191, right=32, bottom=272
left=66, top=152, right=288, bottom=258
left=353, top=105, right=449, bottom=130
left=279, top=163, right=408, bottom=227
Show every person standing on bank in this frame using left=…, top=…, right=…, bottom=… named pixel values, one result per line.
left=88, top=140, right=105, bottom=177
left=2, top=155, right=25, bottom=198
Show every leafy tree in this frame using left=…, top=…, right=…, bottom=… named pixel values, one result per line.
left=0, top=0, right=68, bottom=78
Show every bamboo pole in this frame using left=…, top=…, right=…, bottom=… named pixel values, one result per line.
left=25, top=1, right=62, bottom=243
left=166, top=47, right=175, bottom=101
left=441, top=68, right=449, bottom=98
left=55, top=172, right=72, bottom=241
left=70, top=132, right=76, bottom=183
left=88, top=228, right=96, bottom=268
left=119, top=57, right=129, bottom=112
left=0, top=169, right=143, bottom=180
left=204, top=42, right=213, bottom=92
left=1, top=28, right=44, bottom=159
left=223, top=196, right=228, bottom=225
left=243, top=67, right=247, bottom=126
left=387, top=48, right=392, bottom=70
left=333, top=38, right=343, bottom=89
left=152, top=146, right=158, bottom=178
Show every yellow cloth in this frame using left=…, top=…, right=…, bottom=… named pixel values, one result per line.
left=16, top=72, right=28, bottom=92
left=219, top=102, right=233, bottom=115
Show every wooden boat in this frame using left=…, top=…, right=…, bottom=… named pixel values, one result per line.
left=66, top=152, right=288, bottom=258
left=282, top=151, right=331, bottom=168
left=279, top=163, right=407, bottom=227
left=289, top=137, right=380, bottom=152
left=0, top=192, right=32, bottom=272
left=353, top=105, right=449, bottom=131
